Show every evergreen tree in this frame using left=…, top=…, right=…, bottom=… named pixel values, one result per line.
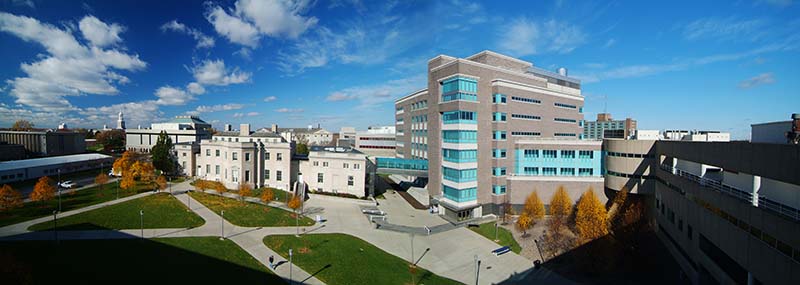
left=151, top=131, right=174, bottom=174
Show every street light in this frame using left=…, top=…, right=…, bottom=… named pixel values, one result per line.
left=57, top=169, right=62, bottom=212
left=220, top=210, right=225, bottom=240
left=139, top=210, right=144, bottom=239
left=52, top=210, right=58, bottom=244
left=474, top=254, right=481, bottom=285
left=289, top=248, right=293, bottom=285
left=495, top=222, right=499, bottom=241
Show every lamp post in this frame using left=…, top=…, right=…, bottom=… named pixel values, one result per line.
left=289, top=249, right=293, bottom=285
left=495, top=222, right=499, bottom=241
left=57, top=169, right=62, bottom=212
left=474, top=254, right=480, bottom=285
left=53, top=210, right=58, bottom=244
left=139, top=210, right=144, bottom=239
left=220, top=210, right=225, bottom=240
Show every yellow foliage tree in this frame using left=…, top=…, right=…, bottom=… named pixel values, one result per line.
left=131, top=161, right=155, bottom=184
left=30, top=176, right=55, bottom=203
left=0, top=184, right=23, bottom=212
left=548, top=186, right=573, bottom=231
left=516, top=212, right=533, bottom=235
left=113, top=151, right=135, bottom=175
left=523, top=190, right=545, bottom=226
left=575, top=188, right=609, bottom=243
left=156, top=175, right=167, bottom=192
left=260, top=188, right=275, bottom=204
left=120, top=171, right=136, bottom=193
left=214, top=181, right=227, bottom=195
left=238, top=184, right=252, bottom=202
left=287, top=194, right=302, bottom=212
left=194, top=180, right=207, bottom=192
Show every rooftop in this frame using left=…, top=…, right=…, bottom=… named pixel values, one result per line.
left=215, top=130, right=282, bottom=138
left=0, top=153, right=112, bottom=172
left=309, top=145, right=363, bottom=154
left=168, top=115, right=209, bottom=125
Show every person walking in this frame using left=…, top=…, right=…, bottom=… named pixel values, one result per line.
left=268, top=255, right=275, bottom=269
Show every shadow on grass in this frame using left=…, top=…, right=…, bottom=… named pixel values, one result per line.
left=302, top=264, right=332, bottom=282
left=0, top=224, right=284, bottom=285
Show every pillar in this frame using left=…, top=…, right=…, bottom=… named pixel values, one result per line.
left=671, top=157, right=678, bottom=174
left=751, top=175, right=761, bottom=207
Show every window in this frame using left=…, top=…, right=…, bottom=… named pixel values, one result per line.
left=542, top=167, right=557, bottom=175
left=245, top=153, right=250, bottom=161
left=578, top=168, right=594, bottom=176
left=232, top=169, right=239, bottom=182
left=511, top=96, right=541, bottom=104
left=215, top=150, right=220, bottom=157
left=561, top=150, right=575, bottom=158
left=523, top=149, right=539, bottom=158
left=493, top=93, right=507, bottom=104
left=442, top=185, right=477, bottom=203
left=215, top=165, right=220, bottom=175
left=511, top=114, right=541, bottom=120
left=523, top=167, right=539, bottom=175
left=206, top=149, right=210, bottom=156
left=348, top=176, right=354, bottom=186
left=343, top=163, right=349, bottom=169
left=232, top=152, right=238, bottom=161
left=554, top=118, right=577, bottom=123
left=182, top=161, right=186, bottom=169
left=323, top=162, right=329, bottom=167
left=264, top=169, right=270, bottom=180
left=493, top=185, right=506, bottom=194
left=265, top=152, right=270, bottom=160
left=442, top=149, right=477, bottom=162
left=442, top=167, right=477, bottom=182
left=554, top=102, right=577, bottom=109
left=313, top=161, right=319, bottom=166
left=511, top=131, right=541, bottom=137
left=276, top=153, right=282, bottom=161
left=543, top=150, right=557, bottom=158
left=579, top=150, right=593, bottom=159
left=493, top=131, right=506, bottom=140
left=245, top=170, right=250, bottom=182
left=560, top=168, right=575, bottom=176
left=492, top=112, right=507, bottom=122
left=317, top=173, right=324, bottom=183
left=441, top=76, right=478, bottom=102
left=493, top=149, right=507, bottom=158
left=354, top=164, right=360, bottom=170
left=276, top=171, right=282, bottom=181
left=442, top=110, right=476, bottom=124
left=554, top=133, right=577, bottom=137
left=206, top=164, right=210, bottom=174
left=442, top=130, right=477, bottom=143
left=492, top=167, right=506, bottom=176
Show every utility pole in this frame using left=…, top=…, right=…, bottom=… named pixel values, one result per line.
left=220, top=210, right=225, bottom=240
left=140, top=210, right=144, bottom=239
left=57, top=169, right=62, bottom=212
left=474, top=255, right=480, bottom=285
left=289, top=249, right=293, bottom=285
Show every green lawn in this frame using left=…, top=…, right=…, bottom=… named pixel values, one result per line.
left=264, top=234, right=461, bottom=285
left=28, top=193, right=204, bottom=231
left=189, top=191, right=314, bottom=227
left=0, top=182, right=153, bottom=228
left=469, top=222, right=522, bottom=254
left=0, top=237, right=284, bottom=284
left=87, top=143, right=104, bottom=152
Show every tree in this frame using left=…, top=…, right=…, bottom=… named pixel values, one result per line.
left=501, top=196, right=514, bottom=224
left=295, top=143, right=309, bottom=155
left=11, top=120, right=34, bottom=131
left=287, top=194, right=302, bottom=212
left=151, top=131, right=175, bottom=174
left=194, top=180, right=208, bottom=192
left=548, top=186, right=573, bottom=231
left=156, top=175, right=167, bottom=192
left=516, top=212, right=533, bottom=236
left=575, top=189, right=609, bottom=244
left=214, top=181, right=227, bottom=197
left=523, top=190, right=545, bottom=226
left=95, top=173, right=109, bottom=194
left=120, top=172, right=136, bottom=193
left=113, top=151, right=135, bottom=175
left=96, top=129, right=126, bottom=151
left=30, top=176, right=55, bottom=203
left=0, top=184, right=23, bottom=212
left=238, top=184, right=252, bottom=202
left=260, top=188, right=275, bottom=204
left=131, top=161, right=155, bottom=184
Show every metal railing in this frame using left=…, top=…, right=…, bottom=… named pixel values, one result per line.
left=660, top=164, right=800, bottom=222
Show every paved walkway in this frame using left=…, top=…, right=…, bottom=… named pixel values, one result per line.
left=0, top=179, right=555, bottom=284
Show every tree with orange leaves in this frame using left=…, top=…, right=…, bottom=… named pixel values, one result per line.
left=30, top=176, right=55, bottom=203
left=238, top=184, right=252, bottom=202
left=214, top=181, right=227, bottom=196
left=113, top=151, right=135, bottom=176
left=516, top=212, right=533, bottom=236
left=120, top=172, right=136, bottom=193
left=547, top=186, right=573, bottom=231
left=575, top=188, right=609, bottom=243
left=95, top=173, right=109, bottom=194
left=260, top=188, right=275, bottom=204
left=287, top=194, right=302, bottom=212
left=156, top=175, right=167, bottom=192
left=0, top=184, right=23, bottom=212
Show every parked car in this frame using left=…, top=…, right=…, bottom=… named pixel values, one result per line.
left=361, top=209, right=386, bottom=216
left=109, top=170, right=121, bottom=177
left=59, top=181, right=76, bottom=189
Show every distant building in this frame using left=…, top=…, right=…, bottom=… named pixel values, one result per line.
left=298, top=146, right=370, bottom=197
left=0, top=142, right=25, bottom=161
left=117, top=112, right=126, bottom=130
left=751, top=114, right=800, bottom=144
left=125, top=115, right=212, bottom=152
left=339, top=127, right=356, bottom=140
left=0, top=153, right=113, bottom=184
left=0, top=129, right=86, bottom=157
left=632, top=130, right=661, bottom=140
left=276, top=125, right=333, bottom=145
left=354, top=126, right=396, bottom=157
left=663, top=130, right=730, bottom=142
left=583, top=113, right=637, bottom=139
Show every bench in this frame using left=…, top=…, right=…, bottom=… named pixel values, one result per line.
left=492, top=246, right=511, bottom=256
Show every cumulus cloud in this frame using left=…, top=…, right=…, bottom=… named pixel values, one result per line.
left=232, top=112, right=258, bottom=118
left=498, top=18, right=586, bottom=56
left=206, top=0, right=317, bottom=47
left=0, top=12, right=146, bottom=113
left=161, top=20, right=215, bottom=48
left=263, top=96, right=277, bottom=102
left=79, top=15, right=125, bottom=47
left=154, top=86, right=194, bottom=105
left=738, top=73, right=775, bottom=89
left=186, top=82, right=205, bottom=95
left=195, top=103, right=245, bottom=113
left=80, top=101, right=163, bottom=128
left=275, top=108, right=304, bottom=113
left=192, top=59, right=251, bottom=86
left=325, top=74, right=424, bottom=108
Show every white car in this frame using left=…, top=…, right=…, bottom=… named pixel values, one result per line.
left=59, top=181, right=76, bottom=189
left=109, top=170, right=121, bottom=177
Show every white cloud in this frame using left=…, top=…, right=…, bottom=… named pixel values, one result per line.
left=0, top=12, right=146, bottom=113
left=195, top=103, right=245, bottom=113
left=191, top=59, right=251, bottom=86
left=263, top=96, right=277, bottom=102
left=738, top=73, right=775, bottom=89
left=206, top=0, right=317, bottom=48
left=11, top=0, right=35, bottom=8
left=79, top=15, right=125, bottom=47
left=275, top=108, right=304, bottom=113
left=80, top=101, right=163, bottom=128
left=325, top=74, right=424, bottom=108
left=603, top=38, right=616, bottom=48
left=498, top=18, right=586, bottom=57
left=246, top=111, right=260, bottom=116
left=154, top=86, right=194, bottom=105
left=186, top=82, right=205, bottom=95
left=683, top=17, right=767, bottom=42
left=161, top=20, right=215, bottom=48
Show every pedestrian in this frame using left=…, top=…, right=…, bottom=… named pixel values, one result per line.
left=268, top=255, right=274, bottom=269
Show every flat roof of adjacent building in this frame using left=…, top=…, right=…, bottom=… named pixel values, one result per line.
left=751, top=120, right=791, bottom=127
left=0, top=153, right=112, bottom=172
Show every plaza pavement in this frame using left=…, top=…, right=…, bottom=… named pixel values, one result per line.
left=0, top=179, right=559, bottom=284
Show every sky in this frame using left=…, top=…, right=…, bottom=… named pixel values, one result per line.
left=0, top=0, right=798, bottom=140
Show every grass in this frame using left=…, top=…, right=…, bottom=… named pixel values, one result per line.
left=87, top=143, right=104, bottom=152
left=469, top=222, right=522, bottom=254
left=168, top=176, right=186, bottom=184
left=0, top=237, right=284, bottom=284
left=252, top=187, right=292, bottom=202
left=0, top=181, right=153, bottom=228
left=189, top=191, right=314, bottom=227
left=264, top=233, right=461, bottom=285
left=28, top=193, right=204, bottom=231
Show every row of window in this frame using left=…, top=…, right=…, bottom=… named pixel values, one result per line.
left=606, top=151, right=655, bottom=159
left=493, top=93, right=507, bottom=104
left=205, top=164, right=278, bottom=182
left=312, top=161, right=361, bottom=169
left=554, top=133, right=577, bottom=137
left=554, top=102, right=577, bottom=109
left=607, top=170, right=654, bottom=179
left=511, top=96, right=541, bottom=104
left=442, top=130, right=477, bottom=143
left=493, top=131, right=507, bottom=140
left=316, top=173, right=356, bottom=186
left=521, top=149, right=594, bottom=159
left=411, top=130, right=428, bottom=137
left=212, top=137, right=280, bottom=143
left=520, top=167, right=594, bottom=176
left=511, top=131, right=541, bottom=137
left=442, top=167, right=477, bottom=182
left=493, top=185, right=506, bottom=195
left=411, top=114, right=428, bottom=123
left=410, top=100, right=428, bottom=110
left=492, top=149, right=507, bottom=158
left=205, top=149, right=279, bottom=161
left=554, top=118, right=577, bottom=123
left=493, top=112, right=507, bottom=122
left=442, top=110, right=477, bottom=124
left=411, top=143, right=428, bottom=151
left=492, top=167, right=507, bottom=176
left=441, top=77, right=478, bottom=102
left=511, top=113, right=541, bottom=120
left=442, top=184, right=477, bottom=202
left=442, top=92, right=478, bottom=102
left=442, top=149, right=477, bottom=163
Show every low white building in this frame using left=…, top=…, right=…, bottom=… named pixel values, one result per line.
left=298, top=146, right=370, bottom=198
left=354, top=126, right=396, bottom=157
left=632, top=129, right=660, bottom=140
left=277, top=125, right=333, bottom=146
left=126, top=116, right=212, bottom=152
left=0, top=153, right=113, bottom=184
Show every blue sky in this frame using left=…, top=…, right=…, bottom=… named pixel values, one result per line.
left=0, top=0, right=798, bottom=139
